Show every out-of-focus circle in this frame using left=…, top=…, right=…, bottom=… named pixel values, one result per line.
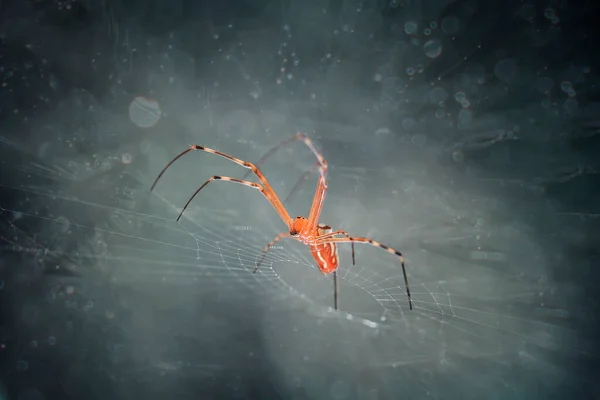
left=544, top=8, right=555, bottom=18
left=494, top=59, right=518, bottom=82
left=16, top=360, right=28, bottom=372
left=428, top=87, right=448, bottom=104
left=560, top=81, right=572, bottom=92
left=537, top=77, right=554, bottom=93
left=452, top=151, right=464, bottom=162
left=441, top=16, right=460, bottom=34
left=55, top=216, right=70, bottom=233
left=458, top=109, right=472, bottom=126
left=423, top=39, right=442, bottom=58
left=564, top=98, right=578, bottom=114
left=129, top=96, right=162, bottom=128
left=404, top=21, right=418, bottom=34
left=121, top=153, right=133, bottom=164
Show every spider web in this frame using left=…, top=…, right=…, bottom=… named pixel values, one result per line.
left=0, top=131, right=595, bottom=398
left=0, top=180, right=591, bottom=359
left=1, top=151, right=597, bottom=398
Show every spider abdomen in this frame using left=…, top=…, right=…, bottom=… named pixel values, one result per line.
left=310, top=242, right=339, bottom=274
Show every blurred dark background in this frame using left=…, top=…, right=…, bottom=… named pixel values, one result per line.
left=1, top=0, right=600, bottom=399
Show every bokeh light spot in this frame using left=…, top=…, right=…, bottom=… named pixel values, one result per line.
left=129, top=96, right=162, bottom=128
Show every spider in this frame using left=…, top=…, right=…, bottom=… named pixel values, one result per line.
left=150, top=133, right=413, bottom=311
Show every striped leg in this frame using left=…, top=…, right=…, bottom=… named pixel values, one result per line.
left=176, top=176, right=267, bottom=222
left=313, top=230, right=355, bottom=265
left=151, top=145, right=292, bottom=224
left=314, top=236, right=412, bottom=310
left=244, top=132, right=328, bottom=182
left=282, top=161, right=320, bottom=204
left=253, top=232, right=292, bottom=273
left=242, top=132, right=329, bottom=230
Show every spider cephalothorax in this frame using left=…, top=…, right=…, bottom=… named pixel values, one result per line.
left=151, top=132, right=412, bottom=311
left=289, top=216, right=308, bottom=236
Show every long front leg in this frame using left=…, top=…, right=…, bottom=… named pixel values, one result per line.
left=151, top=145, right=292, bottom=225
left=244, top=132, right=328, bottom=183
left=176, top=176, right=276, bottom=222
left=306, top=176, right=328, bottom=232
left=282, top=161, right=321, bottom=204
left=242, top=132, right=329, bottom=232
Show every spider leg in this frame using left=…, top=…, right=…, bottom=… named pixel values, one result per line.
left=282, top=162, right=320, bottom=203
left=315, top=237, right=413, bottom=310
left=313, top=230, right=356, bottom=312
left=313, top=230, right=355, bottom=265
left=243, top=132, right=327, bottom=182
left=241, top=132, right=329, bottom=231
left=306, top=168, right=328, bottom=232
left=151, top=145, right=292, bottom=225
left=253, top=232, right=293, bottom=273
left=176, top=176, right=269, bottom=222
left=333, top=270, right=338, bottom=310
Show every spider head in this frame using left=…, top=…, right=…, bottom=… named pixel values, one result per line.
left=289, top=216, right=308, bottom=236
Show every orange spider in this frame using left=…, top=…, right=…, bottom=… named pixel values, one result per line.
left=150, top=133, right=413, bottom=310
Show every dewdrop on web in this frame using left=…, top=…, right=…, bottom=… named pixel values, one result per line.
left=129, top=96, right=162, bottom=128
